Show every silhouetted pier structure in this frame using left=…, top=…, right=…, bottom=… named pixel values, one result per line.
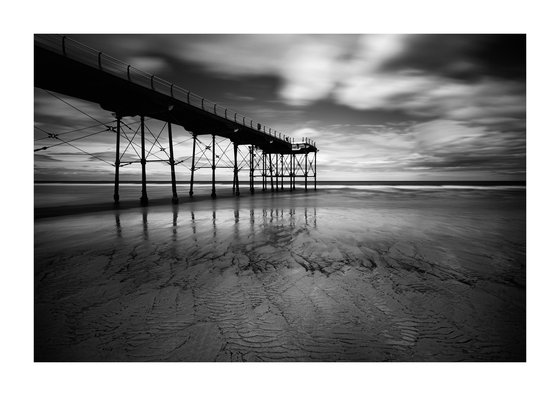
left=34, top=35, right=318, bottom=205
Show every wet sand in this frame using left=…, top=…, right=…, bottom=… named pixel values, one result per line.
left=34, top=187, right=525, bottom=361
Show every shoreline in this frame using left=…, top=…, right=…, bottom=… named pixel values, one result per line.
left=34, top=184, right=526, bottom=219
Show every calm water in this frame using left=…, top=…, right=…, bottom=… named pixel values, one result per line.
left=34, top=182, right=525, bottom=208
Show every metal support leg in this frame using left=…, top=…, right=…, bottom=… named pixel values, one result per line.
left=281, top=154, right=284, bottom=190
left=232, top=143, right=237, bottom=195
left=168, top=122, right=178, bottom=204
left=269, top=153, right=274, bottom=192
left=263, top=153, right=267, bottom=191
left=113, top=115, right=121, bottom=203
left=291, top=154, right=295, bottom=191
left=189, top=134, right=196, bottom=197
left=140, top=115, right=149, bottom=206
left=211, top=134, right=216, bottom=199
left=250, top=146, right=255, bottom=194
left=314, top=151, right=317, bottom=191
left=305, top=152, right=308, bottom=191
left=233, top=142, right=240, bottom=196
left=289, top=153, right=293, bottom=191
left=275, top=154, right=279, bottom=191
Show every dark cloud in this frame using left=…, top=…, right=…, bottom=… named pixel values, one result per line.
left=305, top=100, right=433, bottom=127
left=405, top=152, right=525, bottom=171
left=380, top=34, right=526, bottom=82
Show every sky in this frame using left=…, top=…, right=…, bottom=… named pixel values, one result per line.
left=34, top=34, right=526, bottom=181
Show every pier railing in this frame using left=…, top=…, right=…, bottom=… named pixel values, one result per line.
left=35, top=35, right=316, bottom=149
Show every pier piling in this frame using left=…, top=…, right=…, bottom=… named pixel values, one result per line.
left=211, top=134, right=216, bottom=199
left=167, top=122, right=178, bottom=204
left=140, top=115, right=148, bottom=206
left=113, top=115, right=121, bottom=204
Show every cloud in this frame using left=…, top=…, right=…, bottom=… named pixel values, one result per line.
left=333, top=71, right=434, bottom=110
left=413, top=120, right=487, bottom=152
left=161, top=35, right=524, bottom=132
left=289, top=118, right=524, bottom=180
left=128, top=56, right=168, bottom=73
left=169, top=35, right=408, bottom=107
left=403, top=119, right=525, bottom=172
left=334, top=72, right=525, bottom=124
left=277, top=43, right=341, bottom=105
left=379, top=35, right=526, bottom=82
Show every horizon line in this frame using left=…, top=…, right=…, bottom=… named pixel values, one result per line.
left=34, top=180, right=527, bottom=184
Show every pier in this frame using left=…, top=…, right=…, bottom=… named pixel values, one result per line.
left=34, top=35, right=318, bottom=205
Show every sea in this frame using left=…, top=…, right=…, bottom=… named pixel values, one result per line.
left=34, top=180, right=525, bottom=209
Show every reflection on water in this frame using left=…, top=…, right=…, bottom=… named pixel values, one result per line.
left=114, top=212, right=122, bottom=238
left=212, top=210, right=216, bottom=238
left=112, top=205, right=318, bottom=241
left=142, top=208, right=149, bottom=240
left=190, top=211, right=197, bottom=239
left=172, top=205, right=178, bottom=241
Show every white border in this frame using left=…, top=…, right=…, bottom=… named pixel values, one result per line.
left=3, top=1, right=558, bottom=395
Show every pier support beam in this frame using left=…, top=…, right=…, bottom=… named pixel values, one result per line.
left=291, top=154, right=295, bottom=191
left=269, top=153, right=274, bottom=192
left=314, top=151, right=317, bottom=191
left=249, top=146, right=255, bottom=194
left=305, top=152, right=308, bottom=191
left=113, top=115, right=121, bottom=204
left=167, top=122, right=178, bottom=204
left=211, top=134, right=216, bottom=199
left=140, top=115, right=149, bottom=206
left=281, top=154, right=284, bottom=190
left=263, top=153, right=267, bottom=191
left=233, top=142, right=240, bottom=196
left=289, top=153, right=293, bottom=191
left=276, top=154, right=279, bottom=191
left=189, top=134, right=196, bottom=197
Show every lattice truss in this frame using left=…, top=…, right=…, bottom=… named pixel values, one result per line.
left=270, top=152, right=317, bottom=178
left=34, top=89, right=195, bottom=177
left=35, top=88, right=317, bottom=198
left=190, top=135, right=252, bottom=175
left=256, top=153, right=316, bottom=178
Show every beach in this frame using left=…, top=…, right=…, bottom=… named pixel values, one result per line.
left=34, top=184, right=526, bottom=361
